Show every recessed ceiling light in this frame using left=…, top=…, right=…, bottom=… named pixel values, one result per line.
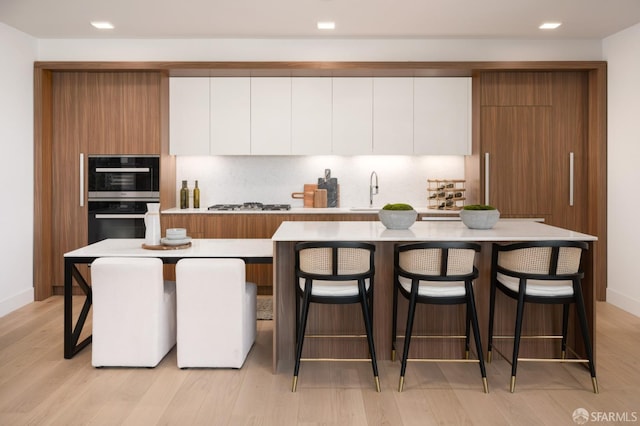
left=317, top=21, right=336, bottom=30
left=91, top=21, right=114, bottom=30
left=539, top=22, right=562, bottom=30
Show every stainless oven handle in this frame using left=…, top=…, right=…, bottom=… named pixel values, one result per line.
left=79, top=153, right=84, bottom=208
left=95, top=214, right=146, bottom=219
left=95, top=167, right=150, bottom=173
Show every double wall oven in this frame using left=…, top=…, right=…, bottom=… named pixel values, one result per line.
left=87, top=155, right=160, bottom=243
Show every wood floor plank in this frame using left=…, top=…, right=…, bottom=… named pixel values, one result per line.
left=0, top=297, right=638, bottom=425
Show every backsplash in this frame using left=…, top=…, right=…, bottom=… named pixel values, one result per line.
left=175, top=155, right=465, bottom=208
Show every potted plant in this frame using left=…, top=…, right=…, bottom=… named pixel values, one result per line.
left=378, top=203, right=417, bottom=229
left=459, top=204, right=500, bottom=229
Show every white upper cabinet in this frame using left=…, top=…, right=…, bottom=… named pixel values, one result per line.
left=169, top=77, right=210, bottom=155
left=373, top=78, right=414, bottom=155
left=414, top=77, right=471, bottom=155
left=210, top=77, right=251, bottom=155
left=251, top=77, right=292, bottom=155
left=332, top=78, right=373, bottom=155
left=291, top=78, right=332, bottom=155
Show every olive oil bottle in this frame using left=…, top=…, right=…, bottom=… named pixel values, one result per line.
left=193, top=180, right=200, bottom=209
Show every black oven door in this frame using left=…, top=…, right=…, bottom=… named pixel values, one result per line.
left=88, top=155, right=159, bottom=198
left=88, top=201, right=147, bottom=244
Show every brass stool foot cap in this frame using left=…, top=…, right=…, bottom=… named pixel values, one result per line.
left=292, top=376, right=298, bottom=392
left=487, top=351, right=492, bottom=363
left=398, top=376, right=405, bottom=392
left=391, top=349, right=396, bottom=362
left=465, top=350, right=470, bottom=360
left=374, top=376, right=381, bottom=392
left=510, top=376, right=516, bottom=393
left=561, top=350, right=566, bottom=360
left=482, top=377, right=489, bottom=394
left=592, top=377, right=599, bottom=394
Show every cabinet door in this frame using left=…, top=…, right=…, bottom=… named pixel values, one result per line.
left=169, top=77, right=210, bottom=155
left=210, top=77, right=251, bottom=155
left=332, top=78, right=373, bottom=154
left=52, top=73, right=89, bottom=285
left=414, top=77, right=471, bottom=155
left=86, top=73, right=123, bottom=154
left=373, top=77, right=413, bottom=154
left=122, top=72, right=161, bottom=154
left=251, top=77, right=292, bottom=155
left=481, top=106, right=553, bottom=216
left=291, top=78, right=332, bottom=155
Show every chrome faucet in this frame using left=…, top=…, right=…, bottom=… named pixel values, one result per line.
left=369, top=171, right=379, bottom=206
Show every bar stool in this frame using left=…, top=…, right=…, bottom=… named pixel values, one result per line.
left=487, top=241, right=598, bottom=393
left=292, top=241, right=380, bottom=392
left=392, top=242, right=487, bottom=393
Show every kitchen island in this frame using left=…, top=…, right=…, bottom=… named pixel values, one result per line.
left=271, top=220, right=597, bottom=373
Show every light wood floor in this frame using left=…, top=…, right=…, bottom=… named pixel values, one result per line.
left=0, top=297, right=638, bottom=425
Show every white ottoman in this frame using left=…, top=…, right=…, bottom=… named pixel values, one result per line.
left=91, top=257, right=177, bottom=367
left=176, top=258, right=257, bottom=368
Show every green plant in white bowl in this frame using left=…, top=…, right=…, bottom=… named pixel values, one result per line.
left=459, top=204, right=500, bottom=229
left=379, top=203, right=417, bottom=229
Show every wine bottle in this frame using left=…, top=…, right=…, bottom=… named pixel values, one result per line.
left=180, top=180, right=189, bottom=209
left=193, top=180, right=200, bottom=209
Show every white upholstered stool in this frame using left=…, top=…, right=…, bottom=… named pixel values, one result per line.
left=91, top=257, right=177, bottom=367
left=175, top=258, right=257, bottom=368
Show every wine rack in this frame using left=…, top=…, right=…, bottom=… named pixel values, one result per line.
left=427, top=179, right=466, bottom=210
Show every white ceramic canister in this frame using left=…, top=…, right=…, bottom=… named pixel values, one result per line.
left=144, top=203, right=161, bottom=245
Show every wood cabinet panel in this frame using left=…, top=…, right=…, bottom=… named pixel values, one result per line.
left=481, top=106, right=553, bottom=216
left=122, top=72, right=161, bottom=154
left=52, top=73, right=88, bottom=286
left=480, top=72, right=552, bottom=106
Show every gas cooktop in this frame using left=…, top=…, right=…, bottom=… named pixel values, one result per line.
left=208, top=202, right=291, bottom=211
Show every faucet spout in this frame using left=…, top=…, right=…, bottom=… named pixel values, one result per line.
left=369, top=171, right=379, bottom=207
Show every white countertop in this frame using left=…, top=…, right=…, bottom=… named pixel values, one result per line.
left=162, top=206, right=459, bottom=215
left=64, top=238, right=273, bottom=259
left=271, top=220, right=597, bottom=242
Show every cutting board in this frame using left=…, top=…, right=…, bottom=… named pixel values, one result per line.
left=291, top=184, right=317, bottom=207
left=317, top=178, right=339, bottom=207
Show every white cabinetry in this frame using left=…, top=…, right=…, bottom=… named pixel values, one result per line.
left=251, top=77, right=292, bottom=155
left=332, top=78, right=373, bottom=154
left=169, top=78, right=210, bottom=155
left=414, top=77, right=471, bottom=155
left=210, top=77, right=250, bottom=155
left=373, top=78, right=414, bottom=155
left=291, top=78, right=332, bottom=155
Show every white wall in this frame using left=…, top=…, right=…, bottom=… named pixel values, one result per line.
left=0, top=23, right=36, bottom=317
left=36, top=38, right=603, bottom=62
left=604, top=23, right=640, bottom=317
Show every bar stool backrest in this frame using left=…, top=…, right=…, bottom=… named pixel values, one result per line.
left=398, top=247, right=476, bottom=277
left=296, top=242, right=375, bottom=280
left=496, top=242, right=585, bottom=277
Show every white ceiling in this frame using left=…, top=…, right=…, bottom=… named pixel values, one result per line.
left=1, top=0, right=639, bottom=40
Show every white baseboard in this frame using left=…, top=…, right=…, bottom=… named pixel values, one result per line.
left=606, top=288, right=640, bottom=318
left=0, top=288, right=34, bottom=318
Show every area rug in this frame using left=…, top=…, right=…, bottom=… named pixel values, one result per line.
left=257, top=295, right=273, bottom=320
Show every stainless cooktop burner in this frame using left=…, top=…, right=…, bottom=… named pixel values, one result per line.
left=208, top=202, right=291, bottom=211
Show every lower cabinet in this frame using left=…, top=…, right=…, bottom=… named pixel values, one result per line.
left=161, top=213, right=377, bottom=295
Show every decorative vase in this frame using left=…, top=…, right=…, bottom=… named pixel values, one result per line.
left=459, top=208, right=500, bottom=229
left=378, top=209, right=417, bottom=230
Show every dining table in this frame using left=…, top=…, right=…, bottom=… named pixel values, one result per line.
left=63, top=238, right=273, bottom=359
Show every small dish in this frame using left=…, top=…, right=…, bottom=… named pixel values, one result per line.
left=166, top=228, right=187, bottom=239
left=161, top=236, right=192, bottom=246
